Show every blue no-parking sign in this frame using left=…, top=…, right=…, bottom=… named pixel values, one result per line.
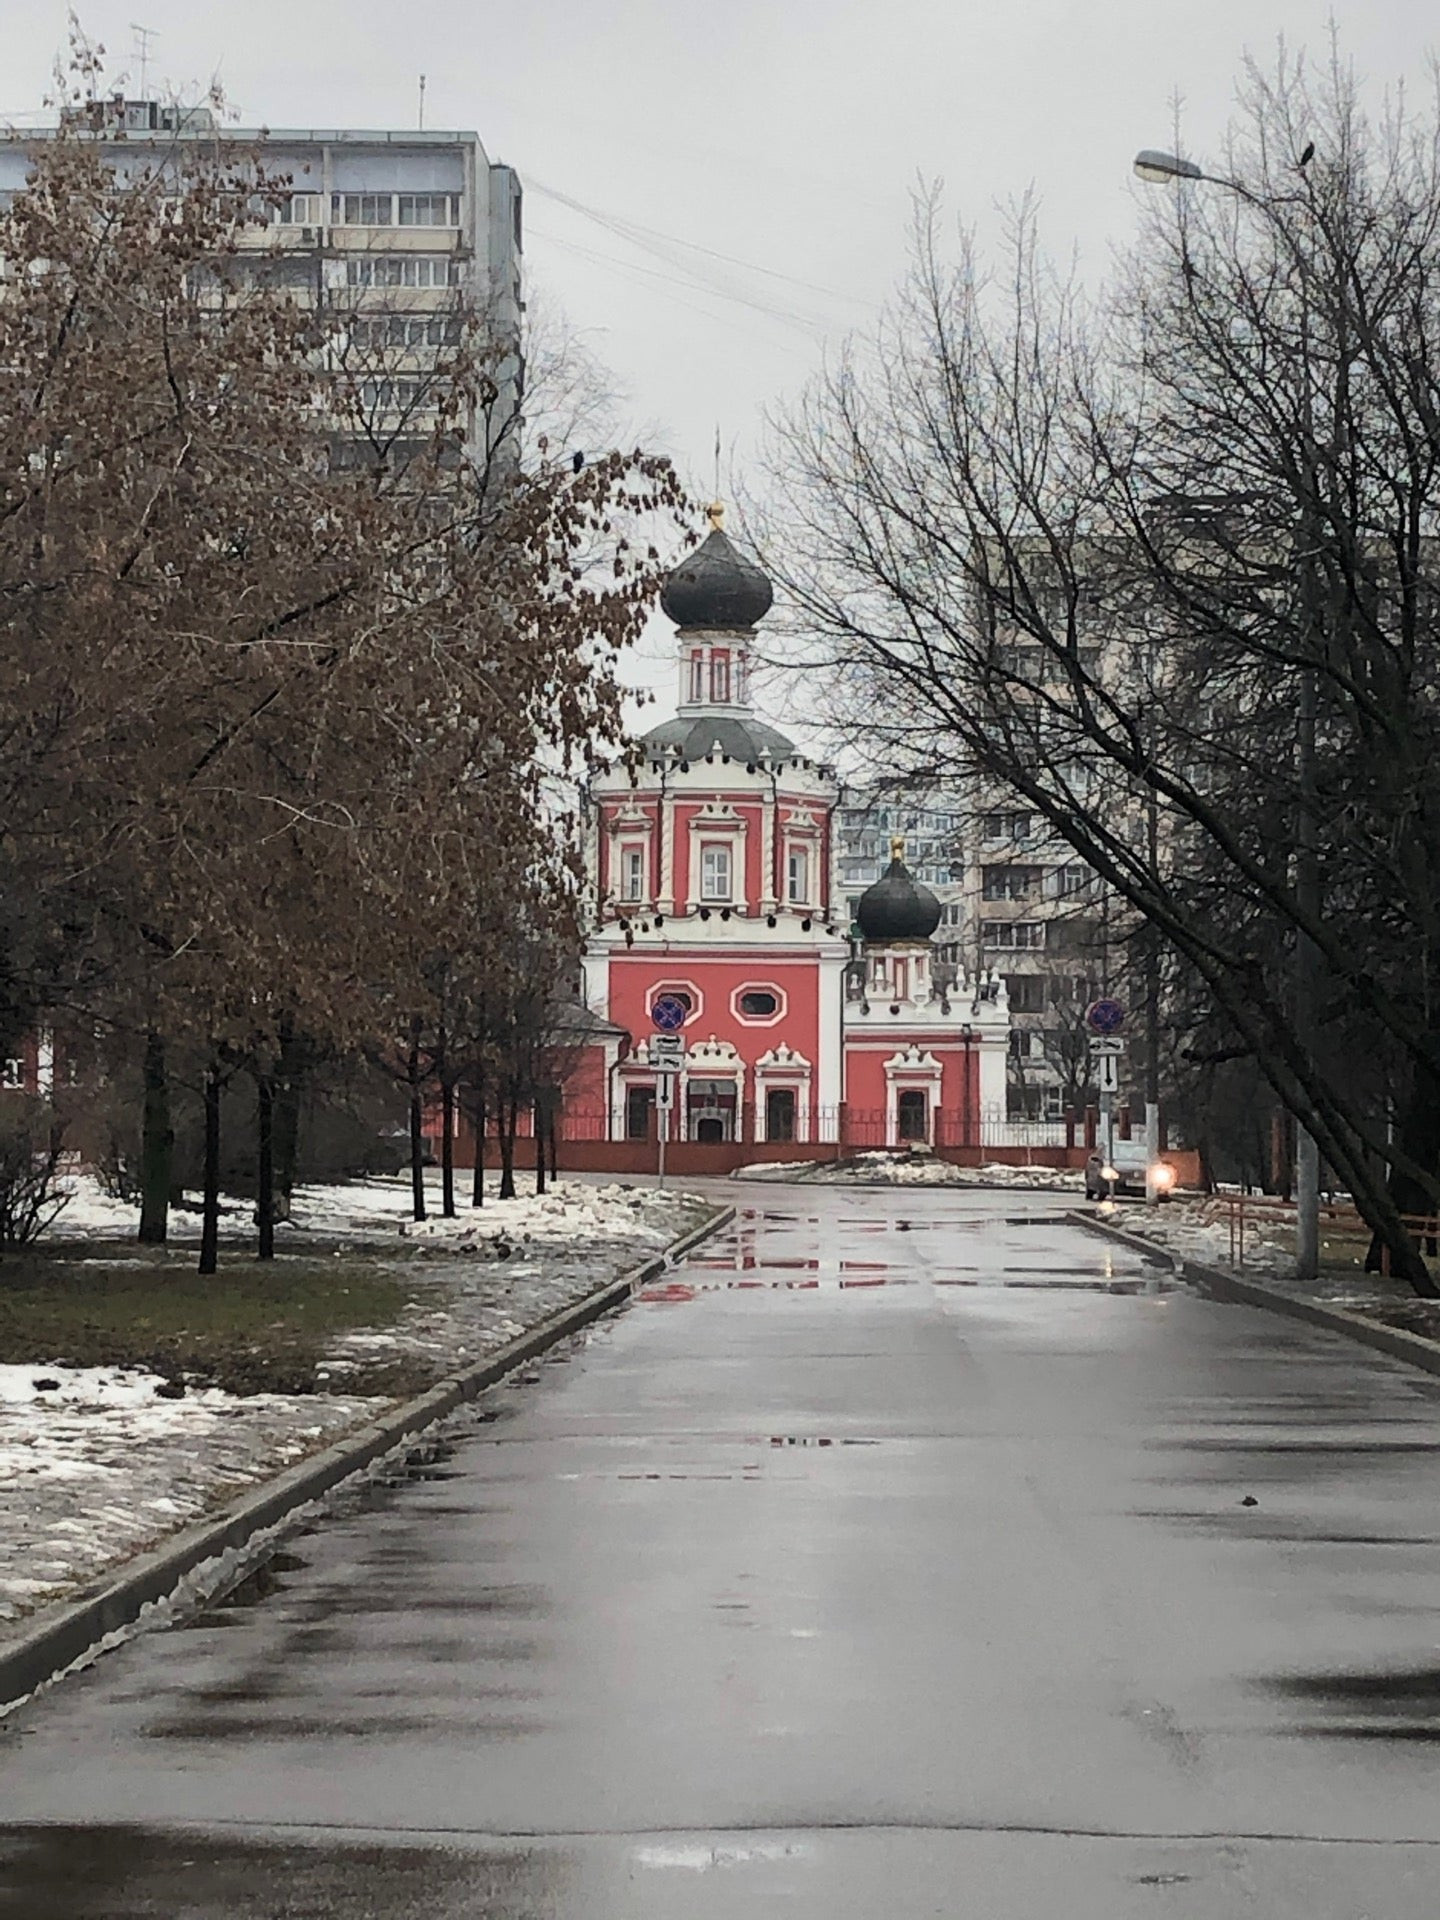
left=651, top=994, right=688, bottom=1033
left=1085, top=996, right=1127, bottom=1036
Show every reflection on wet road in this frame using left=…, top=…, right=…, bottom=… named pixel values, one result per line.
left=4, top=1187, right=1440, bottom=1917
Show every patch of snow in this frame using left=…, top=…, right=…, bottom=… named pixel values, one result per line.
left=0, top=1366, right=381, bottom=1629
left=738, top=1152, right=1083, bottom=1191
left=1, top=1175, right=710, bottom=1650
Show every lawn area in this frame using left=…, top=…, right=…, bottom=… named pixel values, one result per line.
left=0, top=1242, right=427, bottom=1396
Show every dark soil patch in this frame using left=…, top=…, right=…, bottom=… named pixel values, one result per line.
left=0, top=1241, right=430, bottom=1396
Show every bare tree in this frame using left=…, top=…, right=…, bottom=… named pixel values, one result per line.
left=769, top=47, right=1440, bottom=1293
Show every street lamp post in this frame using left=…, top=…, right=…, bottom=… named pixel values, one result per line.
left=1133, top=147, right=1321, bottom=1276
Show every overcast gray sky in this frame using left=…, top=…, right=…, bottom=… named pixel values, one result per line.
left=5, top=0, right=1436, bottom=715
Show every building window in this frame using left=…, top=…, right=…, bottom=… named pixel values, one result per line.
left=625, top=1086, right=655, bottom=1140
left=787, top=846, right=809, bottom=904
left=897, top=1090, right=929, bottom=1142
left=982, top=811, right=1033, bottom=844
left=620, top=845, right=645, bottom=902
left=690, top=652, right=705, bottom=701
left=738, top=989, right=779, bottom=1018
left=1048, top=863, right=1093, bottom=898
left=700, top=844, right=731, bottom=901
left=357, top=377, right=433, bottom=411
left=332, top=193, right=394, bottom=226
left=710, top=653, right=730, bottom=703
left=1005, top=974, right=1047, bottom=1012
left=983, top=865, right=1041, bottom=901
left=398, top=192, right=461, bottom=227
left=345, top=255, right=464, bottom=289
left=275, top=192, right=323, bottom=225
left=981, top=920, right=1046, bottom=950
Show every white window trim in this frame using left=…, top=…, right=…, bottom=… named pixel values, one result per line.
left=687, top=807, right=747, bottom=911
left=699, top=842, right=732, bottom=902
left=754, top=1044, right=813, bottom=1142
left=786, top=843, right=810, bottom=905
left=882, top=1046, right=943, bottom=1147
left=647, top=981, right=703, bottom=1028
left=731, top=982, right=788, bottom=1027
left=618, top=840, right=648, bottom=904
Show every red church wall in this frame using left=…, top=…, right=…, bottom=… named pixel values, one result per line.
left=606, top=950, right=824, bottom=1072
left=565, top=1045, right=610, bottom=1113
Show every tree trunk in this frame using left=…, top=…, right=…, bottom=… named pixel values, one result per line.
left=441, top=1078, right=456, bottom=1217
left=1365, top=1064, right=1440, bottom=1284
left=498, top=1096, right=517, bottom=1200
left=272, top=1017, right=303, bottom=1224
left=471, top=1095, right=485, bottom=1207
left=198, top=1061, right=221, bottom=1276
left=256, top=1072, right=275, bottom=1261
left=534, top=1097, right=547, bottom=1196
left=548, top=1113, right=559, bottom=1183
left=138, top=1030, right=172, bottom=1245
left=408, top=1019, right=427, bottom=1222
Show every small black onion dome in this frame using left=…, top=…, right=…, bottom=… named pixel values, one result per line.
left=856, top=850, right=942, bottom=944
left=661, top=524, right=774, bottom=630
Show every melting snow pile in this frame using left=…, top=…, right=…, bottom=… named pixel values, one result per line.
left=0, top=1365, right=380, bottom=1627
left=1110, top=1199, right=1291, bottom=1276
left=742, top=1154, right=1082, bottom=1191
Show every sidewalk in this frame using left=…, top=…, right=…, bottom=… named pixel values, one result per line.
left=1, top=1174, right=709, bottom=1642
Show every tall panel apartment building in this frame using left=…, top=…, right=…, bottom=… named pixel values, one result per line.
left=0, top=98, right=524, bottom=463
left=834, top=782, right=1109, bottom=1123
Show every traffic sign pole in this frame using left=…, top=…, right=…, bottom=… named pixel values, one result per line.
left=652, top=1036, right=683, bottom=1191
left=1084, top=1001, right=1126, bottom=1194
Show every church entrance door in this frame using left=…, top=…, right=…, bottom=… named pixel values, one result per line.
left=687, top=1078, right=736, bottom=1144
left=765, top=1087, right=797, bottom=1142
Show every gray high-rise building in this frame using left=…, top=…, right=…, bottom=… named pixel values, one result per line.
left=0, top=98, right=524, bottom=463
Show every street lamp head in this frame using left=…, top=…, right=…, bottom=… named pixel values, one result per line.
left=1134, top=149, right=1202, bottom=185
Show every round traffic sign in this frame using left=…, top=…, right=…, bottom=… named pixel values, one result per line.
left=1085, top=996, right=1126, bottom=1036
left=651, top=993, right=688, bottom=1033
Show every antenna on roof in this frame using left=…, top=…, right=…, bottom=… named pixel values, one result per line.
left=418, top=73, right=426, bottom=130
left=132, top=23, right=156, bottom=98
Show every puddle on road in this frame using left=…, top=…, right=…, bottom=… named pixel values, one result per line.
left=1261, top=1664, right=1440, bottom=1742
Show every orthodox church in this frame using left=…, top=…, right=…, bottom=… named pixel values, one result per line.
left=576, top=508, right=1011, bottom=1154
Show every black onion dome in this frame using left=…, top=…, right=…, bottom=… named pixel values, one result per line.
left=660, top=526, right=774, bottom=630
left=856, top=853, right=942, bottom=944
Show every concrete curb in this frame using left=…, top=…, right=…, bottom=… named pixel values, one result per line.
left=0, top=1201, right=735, bottom=1711
left=1066, top=1206, right=1440, bottom=1380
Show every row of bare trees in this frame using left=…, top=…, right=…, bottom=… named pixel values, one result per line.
left=0, top=59, right=681, bottom=1265
left=770, top=44, right=1440, bottom=1293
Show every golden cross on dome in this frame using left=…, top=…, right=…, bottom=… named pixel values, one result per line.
left=891, top=835, right=905, bottom=862
left=706, top=500, right=726, bottom=531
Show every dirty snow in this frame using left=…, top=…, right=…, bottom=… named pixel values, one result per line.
left=0, top=1365, right=379, bottom=1626
left=737, top=1152, right=1083, bottom=1192
left=1, top=1174, right=706, bottom=1644
left=1097, top=1197, right=1292, bottom=1277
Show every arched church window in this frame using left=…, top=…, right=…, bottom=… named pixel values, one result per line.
left=710, top=652, right=730, bottom=703
left=689, top=652, right=705, bottom=702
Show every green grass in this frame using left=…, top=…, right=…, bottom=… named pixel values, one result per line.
left=0, top=1241, right=428, bottom=1396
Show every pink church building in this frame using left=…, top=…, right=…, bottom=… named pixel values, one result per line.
left=576, top=508, right=1011, bottom=1159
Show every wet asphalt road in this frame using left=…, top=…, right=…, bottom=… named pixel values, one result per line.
left=4, top=1187, right=1440, bottom=1917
